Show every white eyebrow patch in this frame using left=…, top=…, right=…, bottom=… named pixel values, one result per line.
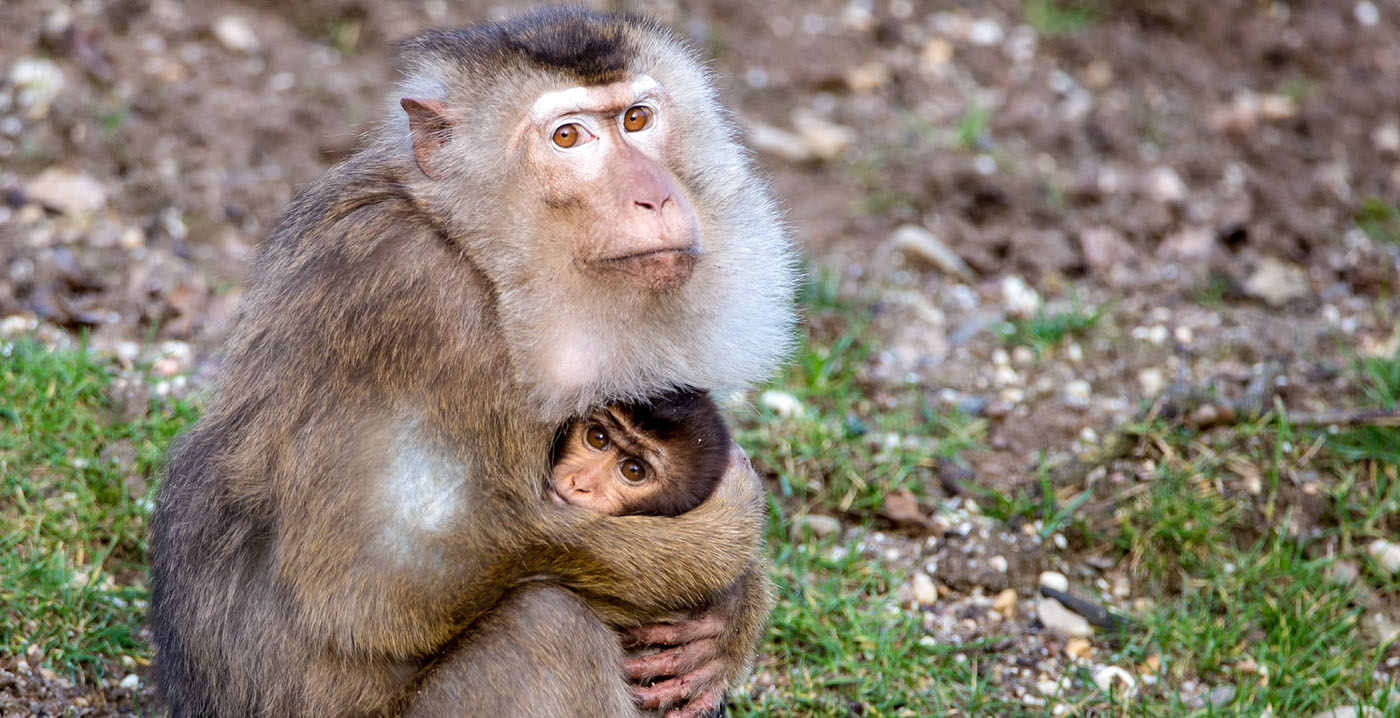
left=529, top=75, right=662, bottom=123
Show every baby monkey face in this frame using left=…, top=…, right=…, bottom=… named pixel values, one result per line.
left=551, top=417, right=661, bottom=515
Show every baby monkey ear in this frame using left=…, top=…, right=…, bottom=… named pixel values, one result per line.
left=400, top=98, right=453, bottom=180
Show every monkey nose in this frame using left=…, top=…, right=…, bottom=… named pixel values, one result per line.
left=633, top=194, right=671, bottom=214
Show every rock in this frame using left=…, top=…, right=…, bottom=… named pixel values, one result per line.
left=1064, top=379, right=1091, bottom=405
left=1361, top=611, right=1399, bottom=645
left=1091, top=665, right=1136, bottom=695
left=1036, top=595, right=1091, bottom=638
left=9, top=57, right=65, bottom=116
left=1078, top=226, right=1135, bottom=275
left=796, top=514, right=841, bottom=538
left=0, top=315, right=38, bottom=337
left=1368, top=539, right=1400, bottom=577
left=1145, top=166, right=1187, bottom=203
left=843, top=62, right=890, bottom=92
left=920, top=39, right=954, bottom=71
left=1137, top=367, right=1166, bottom=397
left=1038, top=570, right=1069, bottom=592
left=1327, top=559, right=1360, bottom=585
left=119, top=674, right=139, bottom=689
left=790, top=110, right=855, bottom=161
left=1001, top=276, right=1042, bottom=317
left=912, top=572, right=938, bottom=606
left=966, top=18, right=1004, bottom=46
left=1313, top=707, right=1380, bottom=718
left=213, top=16, right=260, bottom=53
left=1205, top=684, right=1236, bottom=709
left=1373, top=122, right=1400, bottom=154
left=1065, top=636, right=1092, bottom=660
left=993, top=588, right=1018, bottom=618
left=888, top=225, right=975, bottom=281
left=26, top=168, right=107, bottom=215
left=747, top=123, right=812, bottom=162
left=760, top=390, right=803, bottom=417
left=1244, top=257, right=1310, bottom=306
left=1354, top=1, right=1380, bottom=27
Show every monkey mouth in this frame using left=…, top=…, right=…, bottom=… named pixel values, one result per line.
left=589, top=244, right=700, bottom=291
left=594, top=244, right=699, bottom=265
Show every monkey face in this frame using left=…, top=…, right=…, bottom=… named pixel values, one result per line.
left=521, top=77, right=701, bottom=293
left=550, top=420, right=662, bottom=515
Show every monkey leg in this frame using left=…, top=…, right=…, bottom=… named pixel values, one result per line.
left=404, top=583, right=646, bottom=718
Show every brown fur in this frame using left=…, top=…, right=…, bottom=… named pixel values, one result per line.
left=149, top=7, right=794, bottom=718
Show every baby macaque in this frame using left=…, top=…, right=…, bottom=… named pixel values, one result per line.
left=551, top=390, right=730, bottom=517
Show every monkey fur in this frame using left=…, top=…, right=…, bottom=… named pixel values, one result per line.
left=149, top=7, right=795, bottom=718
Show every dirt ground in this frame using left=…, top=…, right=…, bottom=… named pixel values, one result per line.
left=2, top=0, right=1398, bottom=714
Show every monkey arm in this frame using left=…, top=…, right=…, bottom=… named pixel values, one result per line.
left=528, top=444, right=767, bottom=613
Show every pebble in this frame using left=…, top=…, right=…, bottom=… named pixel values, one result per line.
left=912, top=572, right=938, bottom=606
left=795, top=514, right=841, bottom=538
left=1137, top=368, right=1166, bottom=397
left=1065, top=636, right=1092, bottom=660
left=993, top=588, right=1018, bottom=618
left=1092, top=665, right=1136, bottom=695
left=120, top=674, right=139, bottom=689
left=1010, top=346, right=1034, bottom=365
left=1036, top=595, right=1091, bottom=638
left=747, top=123, right=813, bottom=162
left=26, top=167, right=107, bottom=215
left=988, top=555, right=1008, bottom=573
left=1362, top=611, right=1399, bottom=645
left=967, top=18, right=1004, bottom=45
left=1373, top=122, right=1400, bottom=154
left=1313, top=708, right=1380, bottom=718
left=1001, top=276, right=1042, bottom=317
left=1078, top=226, right=1135, bottom=275
left=887, top=224, right=975, bottom=281
left=1205, top=684, right=1236, bottom=709
left=213, top=16, right=261, bottom=53
left=1146, top=166, right=1187, bottom=203
left=790, top=110, right=855, bottom=161
left=1354, top=1, right=1380, bottom=27
left=1366, top=539, right=1400, bottom=577
left=1039, top=570, right=1069, bottom=592
left=1064, top=379, right=1091, bottom=404
left=760, top=390, right=804, bottom=417
left=1243, top=257, right=1309, bottom=306
left=9, top=57, right=65, bottom=115
left=0, top=315, right=37, bottom=337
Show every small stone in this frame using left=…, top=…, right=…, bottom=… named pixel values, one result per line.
left=1010, top=346, right=1034, bottom=365
left=747, top=123, right=812, bottom=162
left=992, top=588, right=1018, bottom=618
left=796, top=514, right=841, bottom=538
left=844, top=62, right=890, bottom=92
left=213, top=16, right=260, bottom=53
left=920, top=38, right=954, bottom=71
left=1366, top=539, right=1400, bottom=577
left=26, top=167, right=107, bottom=215
left=1313, top=707, right=1380, bottom=718
left=760, top=390, right=804, bottom=417
left=1373, top=122, right=1400, bottom=154
left=887, top=224, right=975, bottom=281
left=1206, top=684, right=1236, bottom=709
left=1092, top=665, right=1137, bottom=695
left=1354, top=1, right=1380, bottom=27
left=912, top=572, right=938, bottom=606
left=1039, top=570, right=1069, bottom=592
left=9, top=57, right=65, bottom=115
left=1244, top=257, right=1310, bottom=306
left=1064, top=379, right=1091, bottom=404
left=119, top=226, right=146, bottom=250
left=1327, top=559, right=1360, bottom=585
left=0, top=315, right=37, bottom=337
left=1362, top=611, right=1400, bottom=645
left=1145, top=166, right=1187, bottom=203
left=1065, top=636, right=1092, bottom=660
left=120, top=673, right=139, bottom=689
left=1037, top=596, right=1092, bottom=638
left=791, top=110, right=855, bottom=161
left=988, top=555, right=1008, bottom=573
left=1001, top=276, right=1042, bottom=317
left=1257, top=94, right=1298, bottom=120
left=1078, top=226, right=1135, bottom=275
left=1137, top=368, right=1166, bottom=398
left=966, top=18, right=1004, bottom=45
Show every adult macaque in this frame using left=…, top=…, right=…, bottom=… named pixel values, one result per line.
left=551, top=389, right=730, bottom=517
left=149, top=7, right=795, bottom=718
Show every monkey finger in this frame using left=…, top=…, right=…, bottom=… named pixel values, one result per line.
left=663, top=685, right=727, bottom=718
left=620, top=613, right=725, bottom=647
left=630, top=660, right=721, bottom=710
left=623, top=638, right=716, bottom=681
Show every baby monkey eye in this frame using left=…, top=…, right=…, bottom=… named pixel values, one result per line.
left=552, top=123, right=585, bottom=148
left=618, top=457, right=648, bottom=484
left=622, top=105, right=652, bottom=132
left=584, top=424, right=609, bottom=450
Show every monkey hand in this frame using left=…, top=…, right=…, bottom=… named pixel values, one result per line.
left=621, top=558, right=774, bottom=718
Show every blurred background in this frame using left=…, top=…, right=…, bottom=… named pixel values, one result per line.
left=2, top=0, right=1399, bottom=715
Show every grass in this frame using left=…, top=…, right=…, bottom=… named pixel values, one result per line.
left=1022, top=0, right=1097, bottom=36
left=0, top=338, right=196, bottom=679
left=996, top=302, right=1102, bottom=357
left=5, top=294, right=1399, bottom=717
left=1356, top=197, right=1400, bottom=248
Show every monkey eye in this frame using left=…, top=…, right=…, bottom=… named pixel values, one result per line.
left=584, top=423, right=609, bottom=450
left=618, top=457, right=649, bottom=484
left=621, top=105, right=653, bottom=133
left=551, top=122, right=594, bottom=148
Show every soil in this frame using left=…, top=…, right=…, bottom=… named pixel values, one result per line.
left=2, top=0, right=1398, bottom=714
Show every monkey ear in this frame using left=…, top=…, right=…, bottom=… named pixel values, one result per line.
left=400, top=98, right=453, bottom=180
